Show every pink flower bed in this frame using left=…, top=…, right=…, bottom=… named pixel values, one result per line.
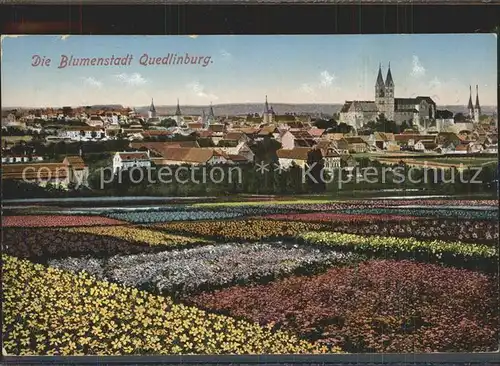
left=2, top=215, right=126, bottom=228
left=344, top=199, right=498, bottom=207
left=260, top=213, right=423, bottom=223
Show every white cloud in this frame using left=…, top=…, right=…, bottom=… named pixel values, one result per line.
left=82, top=77, right=102, bottom=88
left=220, top=49, right=232, bottom=60
left=429, top=77, right=441, bottom=90
left=115, top=73, right=147, bottom=86
left=300, top=83, right=315, bottom=95
left=299, top=70, right=337, bottom=97
left=187, top=81, right=218, bottom=100
left=319, top=70, right=336, bottom=87
left=189, top=35, right=199, bottom=39
left=410, top=56, right=426, bottom=78
left=60, top=35, right=71, bottom=41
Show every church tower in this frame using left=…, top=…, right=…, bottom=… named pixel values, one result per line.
left=207, top=102, right=216, bottom=126
left=201, top=109, right=207, bottom=128
left=148, top=98, right=156, bottom=119
left=467, top=86, right=474, bottom=120
left=174, top=98, right=184, bottom=127
left=474, top=85, right=481, bottom=123
left=263, top=95, right=274, bottom=124
left=375, top=64, right=385, bottom=114
left=384, top=63, right=395, bottom=121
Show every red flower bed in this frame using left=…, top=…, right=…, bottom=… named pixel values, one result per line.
left=188, top=260, right=498, bottom=353
left=2, top=215, right=125, bottom=228
left=261, top=213, right=422, bottom=223
left=348, top=199, right=498, bottom=207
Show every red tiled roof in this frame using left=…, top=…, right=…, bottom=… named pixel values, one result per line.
left=63, top=156, right=86, bottom=169
left=197, top=131, right=213, bottom=138
left=187, top=123, right=204, bottom=129
left=141, top=130, right=172, bottom=137
left=2, top=163, right=69, bottom=180
left=152, top=148, right=226, bottom=164
left=276, top=147, right=311, bottom=160
left=455, top=144, right=470, bottom=151
left=224, top=132, right=245, bottom=140
left=308, top=128, right=325, bottom=137
left=117, top=152, right=149, bottom=160
left=209, top=124, right=225, bottom=133
left=130, top=141, right=200, bottom=157
left=228, top=154, right=248, bottom=162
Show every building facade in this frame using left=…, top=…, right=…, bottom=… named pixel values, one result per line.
left=339, top=64, right=437, bottom=131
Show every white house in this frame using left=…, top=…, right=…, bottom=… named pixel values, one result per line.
left=276, top=147, right=311, bottom=169
left=483, top=143, right=498, bottom=154
left=59, top=126, right=106, bottom=141
left=1, top=155, right=44, bottom=164
left=414, top=139, right=437, bottom=152
left=322, top=148, right=342, bottom=170
left=279, top=130, right=315, bottom=150
left=87, top=115, right=105, bottom=127
left=112, top=151, right=151, bottom=174
left=151, top=148, right=230, bottom=166
left=468, top=141, right=484, bottom=153
left=435, top=118, right=455, bottom=133
left=216, top=142, right=255, bottom=163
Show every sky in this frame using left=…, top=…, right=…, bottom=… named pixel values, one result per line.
left=1, top=34, right=497, bottom=108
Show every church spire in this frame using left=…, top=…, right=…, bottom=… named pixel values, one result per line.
left=376, top=63, right=384, bottom=87
left=467, top=85, right=474, bottom=110
left=175, top=98, right=182, bottom=116
left=208, top=102, right=215, bottom=119
left=385, top=62, right=394, bottom=87
left=265, top=95, right=270, bottom=113
left=475, top=85, right=481, bottom=110
left=149, top=98, right=156, bottom=112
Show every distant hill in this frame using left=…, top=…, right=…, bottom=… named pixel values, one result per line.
left=3, top=103, right=497, bottom=117
left=135, top=103, right=344, bottom=117
left=136, top=103, right=497, bottom=118
left=438, top=105, right=497, bottom=116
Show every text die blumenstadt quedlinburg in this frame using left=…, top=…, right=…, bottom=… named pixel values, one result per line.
left=32, top=53, right=213, bottom=68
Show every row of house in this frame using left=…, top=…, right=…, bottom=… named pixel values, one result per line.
left=1, top=156, right=89, bottom=187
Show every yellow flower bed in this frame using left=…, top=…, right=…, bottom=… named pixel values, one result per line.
left=192, top=199, right=334, bottom=208
left=64, top=226, right=211, bottom=247
left=156, top=220, right=327, bottom=241
left=2, top=255, right=334, bottom=355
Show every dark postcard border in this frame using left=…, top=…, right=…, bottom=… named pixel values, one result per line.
left=1, top=2, right=499, bottom=365
left=2, top=353, right=500, bottom=363
left=0, top=4, right=499, bottom=34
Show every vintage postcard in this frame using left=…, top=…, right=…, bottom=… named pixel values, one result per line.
left=1, top=34, right=498, bottom=356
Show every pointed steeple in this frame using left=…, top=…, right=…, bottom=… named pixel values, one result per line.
left=149, top=98, right=156, bottom=112
left=467, top=85, right=474, bottom=110
left=385, top=62, right=394, bottom=87
left=475, top=85, right=480, bottom=110
left=265, top=95, right=270, bottom=113
left=208, top=102, right=215, bottom=119
left=376, top=63, right=384, bottom=87
left=175, top=98, right=182, bottom=116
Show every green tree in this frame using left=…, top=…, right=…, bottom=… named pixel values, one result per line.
left=454, top=112, right=467, bottom=123
left=314, top=118, right=337, bottom=130
left=160, top=118, right=177, bottom=128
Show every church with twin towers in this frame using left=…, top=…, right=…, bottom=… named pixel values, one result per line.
left=339, top=63, right=437, bottom=132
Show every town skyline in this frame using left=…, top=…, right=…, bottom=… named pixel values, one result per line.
left=1, top=34, right=497, bottom=107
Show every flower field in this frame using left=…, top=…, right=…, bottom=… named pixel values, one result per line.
left=49, top=243, right=361, bottom=296
left=339, top=207, right=499, bottom=220
left=2, top=198, right=499, bottom=355
left=2, top=215, right=126, bottom=227
left=153, top=219, right=329, bottom=241
left=187, top=260, right=498, bottom=353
